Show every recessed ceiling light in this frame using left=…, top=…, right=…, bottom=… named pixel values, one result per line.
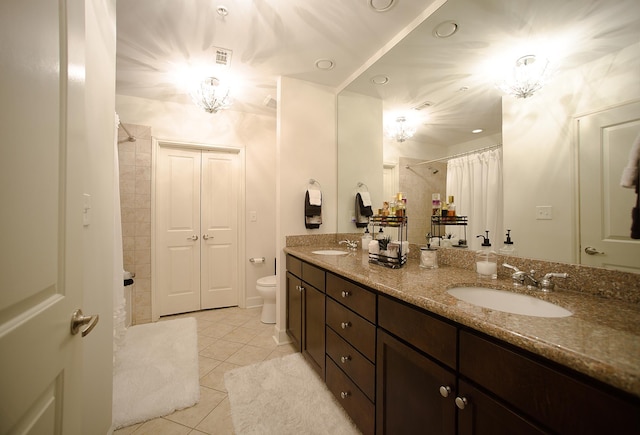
left=216, top=5, right=228, bottom=16
left=413, top=101, right=433, bottom=111
left=315, top=59, right=335, bottom=70
left=433, top=21, right=458, bottom=39
left=368, top=0, right=395, bottom=12
left=371, top=75, right=389, bottom=85
left=472, top=129, right=483, bottom=134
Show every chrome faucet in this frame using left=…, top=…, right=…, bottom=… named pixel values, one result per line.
left=339, top=239, right=358, bottom=251
left=503, top=263, right=568, bottom=292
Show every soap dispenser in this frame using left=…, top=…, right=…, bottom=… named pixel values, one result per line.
left=476, top=231, right=497, bottom=279
left=361, top=228, right=372, bottom=251
left=499, top=230, right=517, bottom=256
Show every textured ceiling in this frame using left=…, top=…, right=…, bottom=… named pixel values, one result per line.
left=116, top=0, right=640, bottom=146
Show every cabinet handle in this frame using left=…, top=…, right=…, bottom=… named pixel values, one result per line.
left=455, top=396, right=468, bottom=410
left=340, top=391, right=350, bottom=399
left=439, top=385, right=452, bottom=398
left=297, top=285, right=304, bottom=292
left=341, top=290, right=351, bottom=298
left=340, top=355, right=351, bottom=364
left=340, top=321, right=351, bottom=329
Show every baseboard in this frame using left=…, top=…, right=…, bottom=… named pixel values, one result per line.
left=245, top=296, right=263, bottom=309
left=273, top=325, right=291, bottom=345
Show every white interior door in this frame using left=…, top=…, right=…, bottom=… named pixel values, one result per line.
left=0, top=0, right=87, bottom=432
left=201, top=151, right=239, bottom=309
left=578, top=100, right=640, bottom=272
left=156, top=147, right=202, bottom=316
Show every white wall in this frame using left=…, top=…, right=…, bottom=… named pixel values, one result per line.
left=83, top=0, right=116, bottom=432
left=503, top=42, right=640, bottom=262
left=115, top=94, right=277, bottom=308
left=275, top=77, right=337, bottom=343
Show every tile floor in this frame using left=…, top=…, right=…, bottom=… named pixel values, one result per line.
left=114, top=306, right=297, bottom=435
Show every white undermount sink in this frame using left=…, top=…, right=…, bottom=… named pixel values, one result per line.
left=447, top=287, right=572, bottom=318
left=311, top=250, right=349, bottom=256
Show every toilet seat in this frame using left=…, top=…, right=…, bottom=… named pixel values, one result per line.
left=257, top=275, right=276, bottom=287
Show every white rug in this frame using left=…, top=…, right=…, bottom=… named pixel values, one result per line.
left=224, top=353, right=360, bottom=435
left=112, top=317, right=200, bottom=429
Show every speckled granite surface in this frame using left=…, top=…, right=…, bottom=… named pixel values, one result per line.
left=283, top=244, right=640, bottom=398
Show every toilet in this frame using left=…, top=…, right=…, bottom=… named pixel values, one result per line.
left=256, top=275, right=277, bottom=324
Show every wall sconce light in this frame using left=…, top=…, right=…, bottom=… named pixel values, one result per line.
left=190, top=77, right=232, bottom=113
left=386, top=116, right=416, bottom=142
left=496, top=55, right=550, bottom=99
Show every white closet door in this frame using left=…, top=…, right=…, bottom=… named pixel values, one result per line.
left=156, top=147, right=202, bottom=315
left=201, top=150, right=239, bottom=309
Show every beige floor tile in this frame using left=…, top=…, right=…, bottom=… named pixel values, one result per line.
left=225, top=344, right=272, bottom=366
left=129, top=417, right=191, bottom=435
left=164, top=386, right=227, bottom=428
left=220, top=326, right=259, bottom=344
left=199, top=323, right=236, bottom=339
left=114, top=422, right=143, bottom=434
left=200, top=361, right=241, bottom=392
left=195, top=397, right=235, bottom=435
left=199, top=355, right=222, bottom=378
left=197, top=335, right=217, bottom=352
left=222, top=312, right=254, bottom=326
left=200, top=339, right=244, bottom=361
left=245, top=331, right=279, bottom=349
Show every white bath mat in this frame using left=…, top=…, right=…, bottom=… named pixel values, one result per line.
left=112, top=317, right=200, bottom=429
left=224, top=353, right=360, bottom=435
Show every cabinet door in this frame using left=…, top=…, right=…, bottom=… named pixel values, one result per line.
left=376, top=330, right=456, bottom=435
left=303, top=284, right=325, bottom=378
left=286, top=272, right=302, bottom=351
left=457, top=380, right=545, bottom=435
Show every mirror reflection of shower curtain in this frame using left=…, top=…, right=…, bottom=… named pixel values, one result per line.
left=446, top=149, right=503, bottom=251
left=113, top=114, right=126, bottom=360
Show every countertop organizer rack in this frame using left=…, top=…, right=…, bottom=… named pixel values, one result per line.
left=430, top=215, right=468, bottom=247
left=368, top=215, right=408, bottom=269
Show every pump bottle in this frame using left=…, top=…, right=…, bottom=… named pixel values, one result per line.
left=476, top=231, right=497, bottom=279
left=499, top=230, right=517, bottom=256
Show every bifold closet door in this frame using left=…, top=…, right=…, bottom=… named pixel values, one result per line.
left=200, top=150, right=239, bottom=309
left=156, top=147, right=202, bottom=316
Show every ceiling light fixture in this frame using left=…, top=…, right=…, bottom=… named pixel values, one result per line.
left=368, top=0, right=395, bottom=12
left=386, top=116, right=416, bottom=143
left=433, top=21, right=459, bottom=38
left=496, top=55, right=550, bottom=99
left=190, top=77, right=232, bottom=113
left=472, top=128, right=483, bottom=134
left=216, top=6, right=228, bottom=16
left=315, top=59, right=335, bottom=70
left=371, top=75, right=389, bottom=85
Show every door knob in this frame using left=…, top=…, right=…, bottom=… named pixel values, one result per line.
left=187, top=235, right=198, bottom=241
left=584, top=246, right=604, bottom=255
left=203, top=234, right=213, bottom=240
left=70, top=309, right=99, bottom=337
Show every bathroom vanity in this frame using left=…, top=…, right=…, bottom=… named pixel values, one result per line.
left=284, top=247, right=640, bottom=435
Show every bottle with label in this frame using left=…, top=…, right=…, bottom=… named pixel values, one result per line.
left=447, top=195, right=456, bottom=219
left=476, top=231, right=497, bottom=279
left=499, top=229, right=517, bottom=256
left=432, top=193, right=441, bottom=216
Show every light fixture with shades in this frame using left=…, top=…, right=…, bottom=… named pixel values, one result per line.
left=190, top=76, right=232, bottom=113
left=496, top=55, right=551, bottom=99
left=386, top=116, right=416, bottom=142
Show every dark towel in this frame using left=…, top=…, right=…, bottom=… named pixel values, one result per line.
left=356, top=193, right=373, bottom=217
left=305, top=191, right=322, bottom=217
left=632, top=176, right=640, bottom=239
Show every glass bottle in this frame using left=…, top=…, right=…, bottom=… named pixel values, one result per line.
left=476, top=231, right=497, bottom=279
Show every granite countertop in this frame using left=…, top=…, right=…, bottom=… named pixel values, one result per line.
left=284, top=245, right=640, bottom=398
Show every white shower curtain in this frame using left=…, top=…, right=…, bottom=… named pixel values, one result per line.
left=113, top=114, right=127, bottom=359
left=446, top=148, right=503, bottom=251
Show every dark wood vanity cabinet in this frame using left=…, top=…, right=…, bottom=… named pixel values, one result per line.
left=285, top=255, right=325, bottom=377
left=325, top=272, right=377, bottom=435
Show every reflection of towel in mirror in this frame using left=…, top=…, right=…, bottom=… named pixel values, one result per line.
left=356, top=192, right=373, bottom=216
left=305, top=189, right=322, bottom=229
left=632, top=175, right=640, bottom=239
left=355, top=193, right=373, bottom=228
left=620, top=133, right=640, bottom=188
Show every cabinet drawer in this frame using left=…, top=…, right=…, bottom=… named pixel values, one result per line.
left=327, top=273, right=376, bottom=322
left=326, top=357, right=375, bottom=435
left=378, top=295, right=456, bottom=369
left=286, top=255, right=302, bottom=278
left=327, top=298, right=376, bottom=362
left=326, top=327, right=375, bottom=401
left=459, top=330, right=640, bottom=435
left=302, top=261, right=325, bottom=292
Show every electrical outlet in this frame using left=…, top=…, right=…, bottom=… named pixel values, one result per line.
left=536, top=205, right=552, bottom=220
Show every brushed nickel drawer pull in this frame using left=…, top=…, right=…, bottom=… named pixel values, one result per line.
left=455, top=396, right=468, bottom=410
left=439, top=385, right=452, bottom=398
left=340, top=321, right=351, bottom=329
left=340, top=355, right=351, bottom=364
left=341, top=290, right=351, bottom=298
left=340, top=391, right=350, bottom=399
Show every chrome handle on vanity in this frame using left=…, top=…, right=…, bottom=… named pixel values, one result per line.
left=340, top=355, right=351, bottom=364
left=340, top=321, right=351, bottom=329
left=455, top=396, right=468, bottom=410
left=584, top=246, right=605, bottom=255
left=340, top=391, right=350, bottom=399
left=296, top=285, right=304, bottom=292
left=187, top=234, right=198, bottom=241
left=439, top=386, right=452, bottom=398
left=341, top=290, right=351, bottom=298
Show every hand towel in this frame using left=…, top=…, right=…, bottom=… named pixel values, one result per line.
left=307, top=188, right=322, bottom=206
left=305, top=190, right=322, bottom=217
left=358, top=191, right=372, bottom=207
left=356, top=193, right=373, bottom=217
left=620, top=133, right=640, bottom=188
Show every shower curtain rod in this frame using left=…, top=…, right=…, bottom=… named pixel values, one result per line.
left=119, top=122, right=136, bottom=142
left=405, top=143, right=502, bottom=169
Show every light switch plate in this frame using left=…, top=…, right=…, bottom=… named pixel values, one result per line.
left=249, top=211, right=257, bottom=222
left=536, top=205, right=552, bottom=220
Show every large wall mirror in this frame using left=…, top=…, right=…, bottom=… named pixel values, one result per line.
left=337, top=0, right=640, bottom=272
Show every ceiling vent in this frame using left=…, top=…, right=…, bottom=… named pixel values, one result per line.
left=213, top=47, right=232, bottom=66
left=413, top=101, right=433, bottom=111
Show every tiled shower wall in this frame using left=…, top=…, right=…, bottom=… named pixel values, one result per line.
left=118, top=123, right=152, bottom=325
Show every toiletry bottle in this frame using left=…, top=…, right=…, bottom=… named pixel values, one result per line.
left=476, top=231, right=497, bottom=279
left=432, top=193, right=441, bottom=216
left=441, top=201, right=448, bottom=219
left=361, top=228, right=372, bottom=251
left=447, top=195, right=456, bottom=218
left=499, top=229, right=517, bottom=256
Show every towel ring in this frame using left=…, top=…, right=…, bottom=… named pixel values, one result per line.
left=357, top=182, right=369, bottom=192
left=308, top=178, right=322, bottom=189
